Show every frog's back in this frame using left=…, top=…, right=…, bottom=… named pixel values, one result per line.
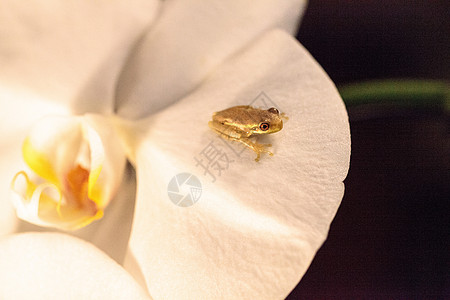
left=213, top=105, right=260, bottom=126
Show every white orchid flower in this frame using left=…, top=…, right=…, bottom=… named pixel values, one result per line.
left=0, top=1, right=350, bottom=299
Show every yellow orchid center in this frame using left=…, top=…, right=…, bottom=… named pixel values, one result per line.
left=10, top=115, right=125, bottom=231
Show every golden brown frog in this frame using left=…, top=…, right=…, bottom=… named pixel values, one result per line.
left=208, top=105, right=285, bottom=161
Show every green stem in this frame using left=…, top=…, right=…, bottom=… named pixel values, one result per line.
left=338, top=79, right=450, bottom=111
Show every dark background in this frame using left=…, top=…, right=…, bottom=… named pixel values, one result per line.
left=288, top=1, right=449, bottom=299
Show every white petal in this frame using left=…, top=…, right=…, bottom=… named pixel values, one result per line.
left=0, top=89, right=69, bottom=235
left=116, top=0, right=307, bottom=118
left=0, top=232, right=151, bottom=299
left=124, top=30, right=350, bottom=299
left=0, top=0, right=159, bottom=114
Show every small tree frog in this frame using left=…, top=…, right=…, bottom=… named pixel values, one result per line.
left=208, top=105, right=286, bottom=161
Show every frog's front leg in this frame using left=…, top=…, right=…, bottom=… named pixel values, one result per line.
left=208, top=121, right=273, bottom=161
left=280, top=112, right=289, bottom=121
left=238, top=138, right=273, bottom=162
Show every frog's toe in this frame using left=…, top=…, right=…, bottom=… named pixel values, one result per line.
left=262, top=147, right=273, bottom=154
left=264, top=149, right=274, bottom=156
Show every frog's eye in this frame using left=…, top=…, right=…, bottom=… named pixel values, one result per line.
left=268, top=107, right=279, bottom=115
left=259, top=122, right=270, bottom=131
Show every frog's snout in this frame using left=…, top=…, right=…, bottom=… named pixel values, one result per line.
left=270, top=119, right=283, bottom=133
left=277, top=120, right=283, bottom=132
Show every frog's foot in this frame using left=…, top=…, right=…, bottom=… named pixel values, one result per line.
left=250, top=142, right=274, bottom=162
left=280, top=112, right=289, bottom=121
left=236, top=138, right=274, bottom=161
